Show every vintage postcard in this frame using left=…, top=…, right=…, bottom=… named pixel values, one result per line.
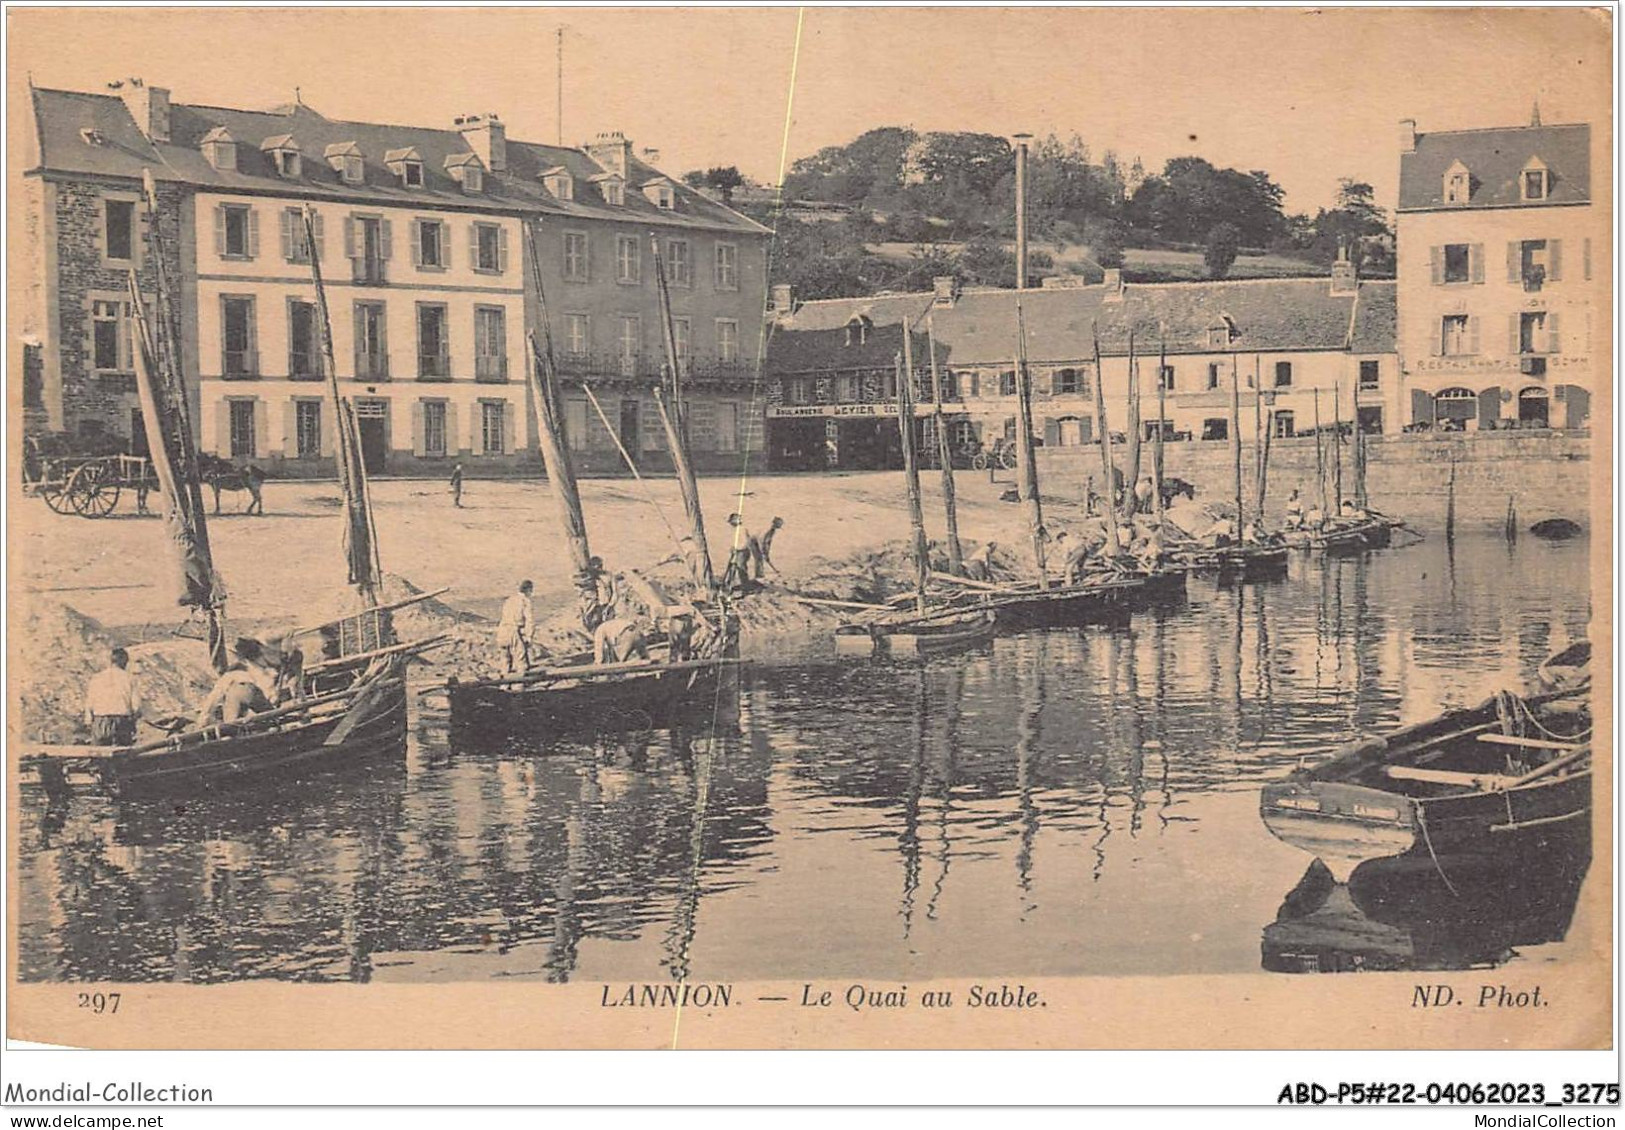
left=4, top=4, right=1613, bottom=1069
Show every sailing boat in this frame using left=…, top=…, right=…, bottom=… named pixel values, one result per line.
left=27, top=187, right=421, bottom=799
left=833, top=319, right=995, bottom=657
left=443, top=224, right=739, bottom=736
left=1284, top=384, right=1398, bottom=554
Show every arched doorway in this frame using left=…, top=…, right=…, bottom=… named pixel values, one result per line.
left=1435, top=386, right=1476, bottom=429
left=1518, top=386, right=1550, bottom=428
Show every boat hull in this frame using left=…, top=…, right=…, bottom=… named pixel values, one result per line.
left=884, top=610, right=996, bottom=656
left=985, top=570, right=1185, bottom=631
left=99, top=678, right=408, bottom=800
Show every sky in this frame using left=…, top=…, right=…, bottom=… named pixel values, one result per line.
left=8, top=6, right=1612, bottom=214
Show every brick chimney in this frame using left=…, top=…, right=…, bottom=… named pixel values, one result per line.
left=1399, top=118, right=1417, bottom=154
left=1102, top=268, right=1125, bottom=301
left=770, top=283, right=796, bottom=314
left=1330, top=246, right=1358, bottom=296
left=457, top=113, right=506, bottom=172
left=586, top=131, right=632, bottom=179
left=113, top=78, right=170, bottom=143
left=931, top=275, right=959, bottom=307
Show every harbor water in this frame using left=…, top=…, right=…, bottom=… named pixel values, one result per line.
left=17, top=533, right=1595, bottom=983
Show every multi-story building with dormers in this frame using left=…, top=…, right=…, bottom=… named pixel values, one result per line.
left=20, top=79, right=770, bottom=474
left=1395, top=112, right=1599, bottom=430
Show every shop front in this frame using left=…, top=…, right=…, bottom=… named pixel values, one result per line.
left=766, top=402, right=963, bottom=471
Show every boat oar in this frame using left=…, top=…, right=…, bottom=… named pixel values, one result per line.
left=323, top=667, right=400, bottom=747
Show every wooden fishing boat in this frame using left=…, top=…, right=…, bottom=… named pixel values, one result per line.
left=26, top=662, right=408, bottom=800
left=841, top=606, right=997, bottom=657
left=1260, top=688, right=1591, bottom=881
left=1170, top=543, right=1290, bottom=581
left=1538, top=640, right=1592, bottom=692
left=1284, top=517, right=1396, bottom=554
left=970, top=569, right=1184, bottom=631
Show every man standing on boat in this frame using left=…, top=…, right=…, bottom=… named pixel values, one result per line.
left=594, top=615, right=650, bottom=664
left=497, top=580, right=536, bottom=673
left=84, top=647, right=141, bottom=746
left=1283, top=489, right=1305, bottom=531
left=194, top=638, right=276, bottom=728
left=577, top=557, right=617, bottom=632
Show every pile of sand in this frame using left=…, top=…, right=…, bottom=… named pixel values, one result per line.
left=11, top=600, right=215, bottom=744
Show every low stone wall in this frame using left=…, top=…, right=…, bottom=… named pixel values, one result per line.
left=1035, top=430, right=1593, bottom=533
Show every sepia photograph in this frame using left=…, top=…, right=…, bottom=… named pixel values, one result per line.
left=2, top=2, right=1613, bottom=1091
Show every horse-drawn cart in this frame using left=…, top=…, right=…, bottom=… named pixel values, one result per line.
left=24, top=445, right=157, bottom=518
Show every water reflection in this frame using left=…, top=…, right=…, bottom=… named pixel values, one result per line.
left=17, top=535, right=1593, bottom=982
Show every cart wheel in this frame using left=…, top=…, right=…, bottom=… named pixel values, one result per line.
left=68, top=463, right=121, bottom=518
left=1001, top=449, right=1018, bottom=470
left=971, top=453, right=989, bottom=471
left=40, top=483, right=74, bottom=513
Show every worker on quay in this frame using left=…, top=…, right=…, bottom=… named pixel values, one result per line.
left=1133, top=475, right=1155, bottom=513
left=1283, top=489, right=1305, bottom=531
left=497, top=580, right=536, bottom=674
left=965, top=540, right=998, bottom=583
left=449, top=462, right=465, bottom=509
left=758, top=516, right=786, bottom=578
left=594, top=615, right=651, bottom=665
left=194, top=638, right=276, bottom=729
left=721, top=513, right=764, bottom=595
left=84, top=647, right=142, bottom=746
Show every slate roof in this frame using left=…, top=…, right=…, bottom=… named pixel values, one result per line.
left=27, top=86, right=768, bottom=236
left=1398, top=123, right=1590, bottom=211
left=764, top=321, right=943, bottom=375
left=772, top=278, right=1395, bottom=373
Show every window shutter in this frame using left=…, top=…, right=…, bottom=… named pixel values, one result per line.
left=213, top=400, right=230, bottom=456
left=254, top=398, right=269, bottom=457
left=1583, top=238, right=1592, bottom=281
left=504, top=401, right=517, bottom=454
left=320, top=402, right=335, bottom=458
left=214, top=205, right=227, bottom=257
left=312, top=212, right=325, bottom=261
left=498, top=226, right=510, bottom=273
left=344, top=216, right=358, bottom=258
left=282, top=400, right=298, bottom=458
left=1548, top=239, right=1562, bottom=281
left=411, top=400, right=426, bottom=457
left=1466, top=316, right=1479, bottom=356
left=247, top=209, right=260, bottom=259
left=1410, top=388, right=1435, bottom=425
left=469, top=224, right=480, bottom=270
left=1506, top=242, right=1520, bottom=283
left=1546, top=312, right=1561, bottom=354
left=445, top=400, right=460, bottom=456
left=411, top=221, right=423, bottom=267
left=281, top=210, right=295, bottom=261
left=1508, top=314, right=1520, bottom=355
left=1429, top=246, right=1443, bottom=285
left=1470, top=243, right=1484, bottom=284
left=1043, top=417, right=1060, bottom=446
left=380, top=219, right=393, bottom=260
left=246, top=301, right=259, bottom=371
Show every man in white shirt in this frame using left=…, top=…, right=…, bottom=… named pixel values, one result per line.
left=195, top=637, right=276, bottom=729
left=496, top=580, right=536, bottom=673
left=84, top=647, right=141, bottom=746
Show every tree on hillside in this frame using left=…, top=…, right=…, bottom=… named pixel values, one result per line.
left=1127, top=157, right=1287, bottom=247
left=782, top=127, right=917, bottom=205
left=1204, top=223, right=1241, bottom=279
left=701, top=166, right=745, bottom=205
left=1086, top=218, right=1128, bottom=269
left=1304, top=178, right=1394, bottom=273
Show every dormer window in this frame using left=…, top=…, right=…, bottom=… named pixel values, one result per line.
left=541, top=166, right=574, bottom=201
left=325, top=142, right=365, bottom=186
left=386, top=147, right=425, bottom=189
left=590, top=173, right=625, bottom=206
left=1443, top=160, right=1471, bottom=204
left=1521, top=157, right=1549, bottom=202
left=200, top=127, right=237, bottom=171
left=261, top=134, right=303, bottom=179
left=642, top=179, right=676, bottom=210
left=845, top=316, right=872, bottom=346
left=444, top=152, right=484, bottom=194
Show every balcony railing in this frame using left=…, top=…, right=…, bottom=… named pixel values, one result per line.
left=475, top=355, right=509, bottom=383
left=289, top=351, right=323, bottom=381
left=355, top=352, right=390, bottom=381
left=418, top=349, right=452, bottom=380
left=222, top=349, right=259, bottom=379
left=550, top=350, right=760, bottom=385
left=353, top=256, right=387, bottom=286
left=1522, top=265, right=1546, bottom=293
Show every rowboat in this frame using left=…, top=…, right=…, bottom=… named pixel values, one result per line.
left=1260, top=687, right=1590, bottom=882
left=1170, top=543, right=1290, bottom=582
left=972, top=569, right=1185, bottom=631
left=1283, top=517, right=1397, bottom=554
left=1537, top=640, right=1592, bottom=692
left=838, top=606, right=997, bottom=657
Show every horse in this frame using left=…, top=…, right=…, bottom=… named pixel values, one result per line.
left=1160, top=477, right=1198, bottom=508
left=197, top=453, right=267, bottom=515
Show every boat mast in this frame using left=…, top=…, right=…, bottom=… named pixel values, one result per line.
left=523, top=221, right=594, bottom=584
left=1123, top=331, right=1142, bottom=517
left=1230, top=352, right=1243, bottom=532
left=1011, top=134, right=1047, bottom=588
left=897, top=327, right=930, bottom=614
left=303, top=206, right=381, bottom=607
left=926, top=313, right=963, bottom=574
left=1332, top=378, right=1344, bottom=510
left=1252, top=355, right=1264, bottom=506
left=136, top=170, right=228, bottom=672
left=1313, top=387, right=1328, bottom=519
left=1152, top=335, right=1167, bottom=526
left=1091, top=324, right=1122, bottom=557
left=650, top=236, right=718, bottom=597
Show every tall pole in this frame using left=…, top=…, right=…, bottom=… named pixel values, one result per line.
left=1229, top=352, right=1243, bottom=533
left=896, top=344, right=929, bottom=615
left=1252, top=355, right=1264, bottom=506
left=1091, top=325, right=1121, bottom=557
left=1153, top=336, right=1167, bottom=526
left=1332, top=378, right=1344, bottom=511
left=650, top=236, right=718, bottom=596
left=556, top=27, right=564, bottom=147
left=1123, top=331, right=1142, bottom=516
left=926, top=314, right=963, bottom=574
left=1014, top=133, right=1032, bottom=291
left=1014, top=298, right=1047, bottom=586
left=521, top=222, right=593, bottom=581
left=1314, top=387, right=1328, bottom=519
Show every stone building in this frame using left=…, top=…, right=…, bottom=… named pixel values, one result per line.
left=1395, top=112, right=1598, bottom=430
left=20, top=80, right=770, bottom=475
left=764, top=270, right=1397, bottom=471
